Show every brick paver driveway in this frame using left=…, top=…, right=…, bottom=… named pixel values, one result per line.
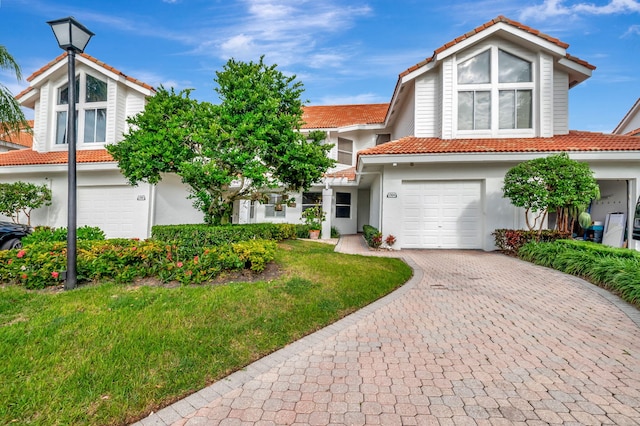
left=137, top=245, right=640, bottom=426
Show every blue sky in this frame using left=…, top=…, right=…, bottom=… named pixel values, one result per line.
left=2, top=0, right=639, bottom=132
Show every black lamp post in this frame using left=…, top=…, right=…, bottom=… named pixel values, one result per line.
left=47, top=17, right=94, bottom=290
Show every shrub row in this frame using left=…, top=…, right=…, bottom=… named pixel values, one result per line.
left=151, top=223, right=297, bottom=257
left=518, top=239, right=640, bottom=306
left=21, top=225, right=106, bottom=245
left=0, top=239, right=277, bottom=289
left=362, top=225, right=382, bottom=248
left=492, top=229, right=571, bottom=255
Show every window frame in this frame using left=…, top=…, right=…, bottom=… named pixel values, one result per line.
left=455, top=46, right=535, bottom=137
left=264, top=193, right=287, bottom=218
left=335, top=192, right=351, bottom=219
left=337, top=137, right=353, bottom=165
left=302, top=192, right=323, bottom=213
left=53, top=71, right=109, bottom=147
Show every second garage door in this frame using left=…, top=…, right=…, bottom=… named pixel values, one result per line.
left=402, top=181, right=482, bottom=249
left=77, top=185, right=150, bottom=239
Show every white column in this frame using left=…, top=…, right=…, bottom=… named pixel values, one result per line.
left=322, top=187, right=333, bottom=239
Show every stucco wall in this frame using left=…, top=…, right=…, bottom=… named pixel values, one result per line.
left=153, top=174, right=204, bottom=226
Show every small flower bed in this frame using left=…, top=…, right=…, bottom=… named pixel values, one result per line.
left=0, top=239, right=277, bottom=289
left=362, top=225, right=383, bottom=249
left=492, top=228, right=570, bottom=256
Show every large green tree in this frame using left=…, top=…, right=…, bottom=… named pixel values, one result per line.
left=0, top=45, right=29, bottom=136
left=502, top=152, right=600, bottom=232
left=108, top=57, right=334, bottom=224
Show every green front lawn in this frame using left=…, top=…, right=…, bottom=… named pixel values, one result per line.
left=0, top=240, right=412, bottom=426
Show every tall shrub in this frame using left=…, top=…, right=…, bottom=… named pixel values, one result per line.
left=502, top=153, right=599, bottom=233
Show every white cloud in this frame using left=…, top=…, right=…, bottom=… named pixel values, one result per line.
left=623, top=24, right=640, bottom=36
left=520, top=0, right=640, bottom=21
left=574, top=0, right=640, bottom=14
left=210, top=0, right=372, bottom=67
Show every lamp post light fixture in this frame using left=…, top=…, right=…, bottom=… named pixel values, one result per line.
left=47, top=16, right=94, bottom=290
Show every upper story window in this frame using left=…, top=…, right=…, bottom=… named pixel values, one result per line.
left=337, top=137, right=353, bottom=165
left=55, top=73, right=108, bottom=145
left=457, top=48, right=533, bottom=133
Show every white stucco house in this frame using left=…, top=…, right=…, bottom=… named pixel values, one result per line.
left=2, top=15, right=640, bottom=250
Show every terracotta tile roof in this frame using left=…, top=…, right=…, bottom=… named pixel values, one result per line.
left=358, top=131, right=640, bottom=157
left=625, top=128, right=640, bottom=136
left=302, top=104, right=388, bottom=129
left=0, top=148, right=114, bottom=166
left=325, top=166, right=356, bottom=181
left=1, top=120, right=33, bottom=148
left=17, top=53, right=155, bottom=100
left=399, top=15, right=595, bottom=79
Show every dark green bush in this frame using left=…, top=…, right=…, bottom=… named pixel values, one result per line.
left=151, top=223, right=297, bottom=257
left=492, top=228, right=571, bottom=255
left=362, top=225, right=382, bottom=248
left=331, top=226, right=340, bottom=239
left=518, top=239, right=640, bottom=306
left=22, top=226, right=106, bottom=246
left=295, top=224, right=312, bottom=239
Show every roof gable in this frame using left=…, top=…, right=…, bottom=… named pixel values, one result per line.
left=614, top=98, right=640, bottom=134
left=16, top=53, right=155, bottom=105
left=386, top=15, right=595, bottom=128
left=398, top=16, right=594, bottom=80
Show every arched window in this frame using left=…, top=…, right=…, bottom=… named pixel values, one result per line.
left=55, top=72, right=108, bottom=145
left=457, top=48, right=533, bottom=132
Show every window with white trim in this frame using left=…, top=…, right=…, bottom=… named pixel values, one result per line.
left=302, top=192, right=323, bottom=212
left=335, top=192, right=351, bottom=218
left=264, top=193, right=286, bottom=218
left=55, top=72, right=108, bottom=145
left=337, top=137, right=353, bottom=165
left=457, top=48, right=533, bottom=132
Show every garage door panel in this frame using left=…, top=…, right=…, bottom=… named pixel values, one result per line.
left=402, top=181, right=482, bottom=249
left=78, top=186, right=149, bottom=239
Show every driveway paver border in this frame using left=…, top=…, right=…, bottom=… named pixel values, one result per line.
left=134, top=254, right=422, bottom=426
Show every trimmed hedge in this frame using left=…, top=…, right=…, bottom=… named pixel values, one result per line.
left=518, top=239, right=640, bottom=306
left=152, top=223, right=297, bottom=258
left=0, top=239, right=277, bottom=289
left=492, top=228, right=571, bottom=255
left=362, top=225, right=382, bottom=248
left=21, top=226, right=106, bottom=245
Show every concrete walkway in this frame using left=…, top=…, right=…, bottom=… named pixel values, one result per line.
left=135, top=235, right=640, bottom=425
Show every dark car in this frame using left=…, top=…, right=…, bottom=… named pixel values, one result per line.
left=0, top=221, right=32, bottom=250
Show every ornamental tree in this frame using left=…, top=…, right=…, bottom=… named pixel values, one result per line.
left=502, top=153, right=600, bottom=233
left=108, top=57, right=334, bottom=224
left=0, top=181, right=52, bottom=225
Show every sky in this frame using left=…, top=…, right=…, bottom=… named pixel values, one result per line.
left=1, top=0, right=639, bottom=133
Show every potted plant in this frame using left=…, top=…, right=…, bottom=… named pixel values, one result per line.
left=301, top=204, right=325, bottom=239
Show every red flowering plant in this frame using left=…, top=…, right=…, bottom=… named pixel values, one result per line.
left=0, top=231, right=278, bottom=288
left=370, top=232, right=383, bottom=249
left=384, top=234, right=396, bottom=247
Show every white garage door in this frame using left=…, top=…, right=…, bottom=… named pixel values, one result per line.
left=77, top=186, right=150, bottom=239
left=402, top=181, right=482, bottom=249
